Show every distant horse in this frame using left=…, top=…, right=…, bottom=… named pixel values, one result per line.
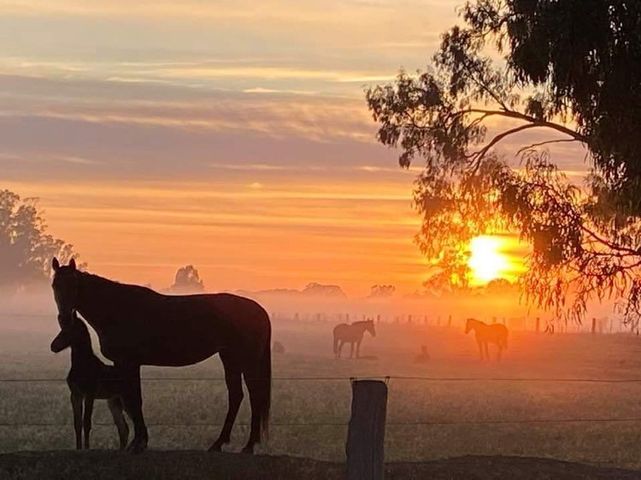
left=51, top=258, right=271, bottom=454
left=414, top=345, right=431, bottom=363
left=333, top=319, right=376, bottom=358
left=51, top=311, right=129, bottom=450
left=465, top=318, right=508, bottom=361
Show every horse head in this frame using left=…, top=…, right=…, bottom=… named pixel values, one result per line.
left=366, top=319, right=376, bottom=337
left=51, top=257, right=80, bottom=326
left=465, top=318, right=474, bottom=334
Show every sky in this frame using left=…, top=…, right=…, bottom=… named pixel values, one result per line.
left=1, top=0, right=586, bottom=295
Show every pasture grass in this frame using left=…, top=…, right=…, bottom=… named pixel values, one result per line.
left=2, top=316, right=641, bottom=470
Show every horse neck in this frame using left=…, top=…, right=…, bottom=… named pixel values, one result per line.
left=70, top=330, right=98, bottom=367
left=76, top=273, right=125, bottom=329
left=354, top=322, right=369, bottom=334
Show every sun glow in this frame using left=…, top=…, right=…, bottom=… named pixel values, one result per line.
left=468, top=235, right=511, bottom=285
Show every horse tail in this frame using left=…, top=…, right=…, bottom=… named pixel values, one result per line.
left=258, top=336, right=271, bottom=441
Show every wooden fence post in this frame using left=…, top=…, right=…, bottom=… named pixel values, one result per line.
left=346, top=379, right=388, bottom=480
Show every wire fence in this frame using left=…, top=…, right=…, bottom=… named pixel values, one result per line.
left=2, top=375, right=641, bottom=429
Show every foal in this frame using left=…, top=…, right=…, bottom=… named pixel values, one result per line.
left=51, top=311, right=129, bottom=450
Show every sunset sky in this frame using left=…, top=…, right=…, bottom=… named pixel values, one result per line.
left=1, top=0, right=585, bottom=295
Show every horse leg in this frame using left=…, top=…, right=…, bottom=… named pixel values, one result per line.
left=209, top=352, right=243, bottom=452
left=476, top=340, right=484, bottom=361
left=349, top=342, right=354, bottom=358
left=497, top=346, right=502, bottom=362
left=484, top=342, right=489, bottom=361
left=71, top=392, right=83, bottom=450
left=108, top=397, right=129, bottom=450
left=356, top=339, right=362, bottom=359
left=241, top=370, right=263, bottom=454
left=83, top=396, right=94, bottom=449
left=119, top=365, right=148, bottom=454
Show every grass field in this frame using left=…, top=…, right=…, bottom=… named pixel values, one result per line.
left=2, top=314, right=641, bottom=472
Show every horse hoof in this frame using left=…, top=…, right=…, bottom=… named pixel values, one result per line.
left=241, top=446, right=254, bottom=455
left=208, top=443, right=223, bottom=453
left=126, top=440, right=147, bottom=454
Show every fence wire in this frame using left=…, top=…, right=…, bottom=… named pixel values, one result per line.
left=2, top=374, right=641, bottom=429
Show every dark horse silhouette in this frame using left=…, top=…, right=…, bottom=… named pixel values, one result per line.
left=333, top=319, right=376, bottom=358
left=51, top=311, right=129, bottom=450
left=51, top=258, right=271, bottom=454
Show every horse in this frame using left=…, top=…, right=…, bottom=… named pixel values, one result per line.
left=333, top=319, right=376, bottom=358
left=51, top=258, right=271, bottom=454
left=51, top=311, right=129, bottom=450
left=465, top=318, right=508, bottom=361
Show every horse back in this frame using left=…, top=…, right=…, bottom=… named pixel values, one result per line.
left=95, top=292, right=270, bottom=367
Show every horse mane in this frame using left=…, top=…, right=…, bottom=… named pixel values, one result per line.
left=467, top=317, right=486, bottom=326
left=352, top=320, right=373, bottom=326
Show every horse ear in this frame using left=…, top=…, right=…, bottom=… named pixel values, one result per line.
left=52, top=258, right=60, bottom=272
left=69, top=258, right=77, bottom=270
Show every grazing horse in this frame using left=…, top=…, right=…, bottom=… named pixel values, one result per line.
left=51, top=258, right=271, bottom=454
left=333, top=319, right=376, bottom=358
left=465, top=318, right=508, bottom=361
left=51, top=311, right=129, bottom=450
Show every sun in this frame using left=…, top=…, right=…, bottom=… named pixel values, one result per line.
left=468, top=235, right=510, bottom=284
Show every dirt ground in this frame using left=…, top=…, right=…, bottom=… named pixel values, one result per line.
left=1, top=451, right=641, bottom=480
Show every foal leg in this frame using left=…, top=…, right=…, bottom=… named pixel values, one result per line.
left=209, top=352, right=243, bottom=452
left=83, top=397, right=94, bottom=449
left=71, top=392, right=83, bottom=450
left=108, top=397, right=129, bottom=450
left=119, top=365, right=148, bottom=454
left=337, top=341, right=343, bottom=358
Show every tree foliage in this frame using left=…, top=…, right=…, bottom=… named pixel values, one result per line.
left=168, top=265, right=205, bottom=293
left=369, top=284, right=396, bottom=298
left=0, top=189, right=79, bottom=290
left=366, top=0, right=641, bottom=323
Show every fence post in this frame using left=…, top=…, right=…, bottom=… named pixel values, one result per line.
left=591, top=317, right=596, bottom=334
left=346, top=379, right=388, bottom=480
left=535, top=317, right=540, bottom=333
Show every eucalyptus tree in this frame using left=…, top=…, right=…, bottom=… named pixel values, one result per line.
left=366, top=1, right=641, bottom=322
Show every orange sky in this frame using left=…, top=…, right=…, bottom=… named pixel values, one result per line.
left=0, top=1, right=584, bottom=296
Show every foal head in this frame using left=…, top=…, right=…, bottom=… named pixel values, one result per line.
left=51, top=311, right=91, bottom=353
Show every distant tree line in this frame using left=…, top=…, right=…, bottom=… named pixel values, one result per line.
left=0, top=189, right=80, bottom=291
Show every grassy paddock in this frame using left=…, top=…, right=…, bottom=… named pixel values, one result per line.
left=2, top=316, right=641, bottom=470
